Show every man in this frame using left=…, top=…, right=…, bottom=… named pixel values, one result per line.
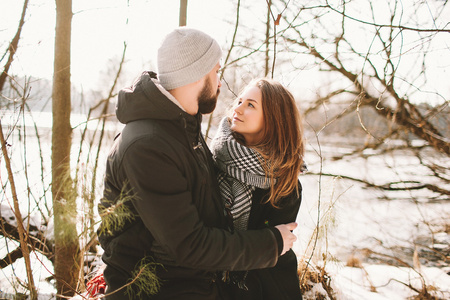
left=98, top=27, right=297, bottom=299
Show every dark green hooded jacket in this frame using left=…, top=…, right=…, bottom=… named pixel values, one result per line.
left=98, top=72, right=283, bottom=299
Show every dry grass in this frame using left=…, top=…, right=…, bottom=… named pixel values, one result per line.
left=298, top=259, right=335, bottom=300
left=346, top=254, right=363, bottom=268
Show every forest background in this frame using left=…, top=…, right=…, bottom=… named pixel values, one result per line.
left=0, top=0, right=449, bottom=299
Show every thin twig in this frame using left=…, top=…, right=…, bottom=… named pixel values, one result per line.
left=0, top=120, right=37, bottom=299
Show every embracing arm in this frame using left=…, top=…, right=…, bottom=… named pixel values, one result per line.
left=122, top=137, right=283, bottom=271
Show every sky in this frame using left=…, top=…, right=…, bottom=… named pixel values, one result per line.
left=0, top=0, right=237, bottom=91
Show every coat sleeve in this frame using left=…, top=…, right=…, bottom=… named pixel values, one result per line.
left=121, top=135, right=280, bottom=271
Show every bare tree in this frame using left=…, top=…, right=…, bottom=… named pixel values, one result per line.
left=274, top=0, right=449, bottom=193
left=52, top=0, right=81, bottom=298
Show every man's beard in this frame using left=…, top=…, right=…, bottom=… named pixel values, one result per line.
left=198, top=77, right=220, bottom=114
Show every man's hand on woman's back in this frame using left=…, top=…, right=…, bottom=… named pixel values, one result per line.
left=275, top=222, right=298, bottom=256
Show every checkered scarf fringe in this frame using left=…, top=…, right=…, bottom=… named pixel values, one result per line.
left=210, top=118, right=273, bottom=231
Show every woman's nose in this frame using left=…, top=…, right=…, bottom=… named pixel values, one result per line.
left=234, top=104, right=242, bottom=114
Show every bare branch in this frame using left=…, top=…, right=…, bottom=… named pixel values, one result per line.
left=307, top=172, right=450, bottom=196
left=0, top=0, right=29, bottom=91
left=325, top=1, right=450, bottom=33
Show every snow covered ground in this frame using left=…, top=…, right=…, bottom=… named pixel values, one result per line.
left=293, top=140, right=450, bottom=299
left=327, top=264, right=449, bottom=299
left=294, top=175, right=450, bottom=299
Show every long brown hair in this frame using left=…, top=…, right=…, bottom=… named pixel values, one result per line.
left=233, top=78, right=305, bottom=207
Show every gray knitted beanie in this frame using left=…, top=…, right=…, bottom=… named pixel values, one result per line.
left=157, top=27, right=222, bottom=90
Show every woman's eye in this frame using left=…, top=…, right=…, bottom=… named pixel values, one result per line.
left=248, top=103, right=254, bottom=108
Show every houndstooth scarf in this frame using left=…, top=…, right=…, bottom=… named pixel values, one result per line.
left=210, top=118, right=273, bottom=231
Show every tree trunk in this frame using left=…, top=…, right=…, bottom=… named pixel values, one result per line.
left=52, top=0, right=80, bottom=298
left=179, top=0, right=188, bottom=26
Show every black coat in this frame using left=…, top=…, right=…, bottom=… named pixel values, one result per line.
left=229, top=183, right=303, bottom=300
left=98, top=72, right=283, bottom=299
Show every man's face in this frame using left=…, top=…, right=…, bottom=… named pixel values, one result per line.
left=198, top=63, right=221, bottom=114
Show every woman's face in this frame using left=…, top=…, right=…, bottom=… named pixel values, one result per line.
left=231, top=85, right=264, bottom=145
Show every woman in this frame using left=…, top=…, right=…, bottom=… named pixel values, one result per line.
left=210, top=78, right=306, bottom=299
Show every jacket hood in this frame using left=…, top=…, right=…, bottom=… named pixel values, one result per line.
left=116, top=71, right=191, bottom=124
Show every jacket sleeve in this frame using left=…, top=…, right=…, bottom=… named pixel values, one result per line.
left=121, top=135, right=280, bottom=271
